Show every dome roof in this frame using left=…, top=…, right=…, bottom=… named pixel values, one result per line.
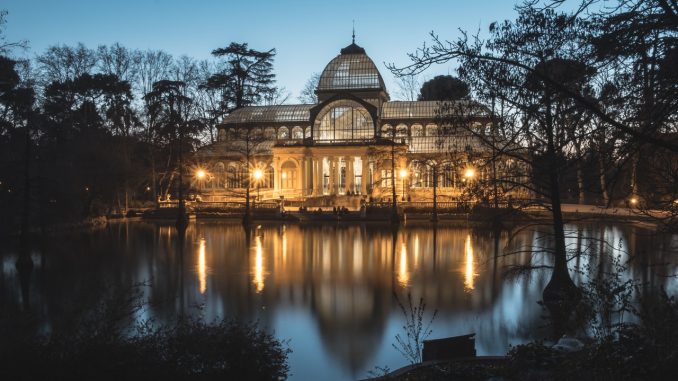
left=317, top=42, right=386, bottom=93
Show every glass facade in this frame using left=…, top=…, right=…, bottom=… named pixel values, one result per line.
left=314, top=101, right=374, bottom=142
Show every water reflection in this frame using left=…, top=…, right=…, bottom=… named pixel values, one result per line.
left=398, top=242, right=409, bottom=287
left=464, top=234, right=476, bottom=292
left=1, top=222, right=676, bottom=381
left=197, top=238, right=207, bottom=294
left=252, top=234, right=265, bottom=294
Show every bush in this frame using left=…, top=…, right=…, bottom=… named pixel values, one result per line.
left=0, top=284, right=290, bottom=380
left=0, top=318, right=290, bottom=381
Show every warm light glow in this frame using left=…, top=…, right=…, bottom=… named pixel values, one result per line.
left=198, top=238, right=207, bottom=294
left=196, top=169, right=206, bottom=179
left=397, top=243, right=409, bottom=287
left=464, top=168, right=475, bottom=179
left=281, top=172, right=287, bottom=179
left=630, top=197, right=638, bottom=205
left=464, top=234, right=476, bottom=291
left=399, top=168, right=408, bottom=179
left=253, top=235, right=265, bottom=293
left=253, top=168, right=263, bottom=180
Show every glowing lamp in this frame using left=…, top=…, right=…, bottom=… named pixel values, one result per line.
left=253, top=168, right=263, bottom=180
left=464, top=168, right=476, bottom=179
left=196, top=169, right=206, bottom=179
left=399, top=168, right=408, bottom=179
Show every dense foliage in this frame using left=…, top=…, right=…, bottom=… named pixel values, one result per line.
left=0, top=12, right=283, bottom=234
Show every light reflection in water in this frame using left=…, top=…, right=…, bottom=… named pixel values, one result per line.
left=198, top=238, right=207, bottom=294
left=253, top=235, right=265, bottom=293
left=398, top=242, right=409, bottom=287
left=464, top=234, right=476, bottom=291
left=3, top=222, right=675, bottom=381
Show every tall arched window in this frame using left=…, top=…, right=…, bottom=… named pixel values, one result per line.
left=281, top=160, right=297, bottom=189
left=215, top=162, right=225, bottom=189
left=266, top=164, right=275, bottom=189
left=226, top=163, right=239, bottom=188
left=313, top=100, right=374, bottom=141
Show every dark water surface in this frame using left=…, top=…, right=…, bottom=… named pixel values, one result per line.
left=1, top=221, right=677, bottom=380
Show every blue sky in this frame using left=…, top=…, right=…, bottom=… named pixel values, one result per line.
left=3, top=0, right=521, bottom=100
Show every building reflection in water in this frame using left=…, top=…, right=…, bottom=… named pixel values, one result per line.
left=2, top=221, right=676, bottom=381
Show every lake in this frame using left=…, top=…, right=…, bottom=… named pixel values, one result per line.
left=1, top=221, right=677, bottom=380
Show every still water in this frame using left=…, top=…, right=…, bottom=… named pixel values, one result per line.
left=1, top=221, right=677, bottom=380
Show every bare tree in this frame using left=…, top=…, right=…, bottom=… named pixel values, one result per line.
left=298, top=72, right=320, bottom=104
left=393, top=74, right=420, bottom=101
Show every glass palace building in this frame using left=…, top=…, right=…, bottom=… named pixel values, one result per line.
left=195, top=41, right=521, bottom=205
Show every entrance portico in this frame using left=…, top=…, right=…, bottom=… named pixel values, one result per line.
left=272, top=145, right=373, bottom=199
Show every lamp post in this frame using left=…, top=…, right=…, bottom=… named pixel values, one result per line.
left=399, top=168, right=408, bottom=201
left=253, top=168, right=263, bottom=203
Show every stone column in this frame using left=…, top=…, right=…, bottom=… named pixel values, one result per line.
left=300, top=157, right=306, bottom=196
left=361, top=157, right=368, bottom=195
left=328, top=157, right=335, bottom=195
left=273, top=157, right=280, bottom=194
left=312, top=157, right=319, bottom=196
left=346, top=156, right=354, bottom=194
left=374, top=161, right=382, bottom=196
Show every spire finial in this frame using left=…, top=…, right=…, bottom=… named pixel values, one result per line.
left=352, top=20, right=355, bottom=44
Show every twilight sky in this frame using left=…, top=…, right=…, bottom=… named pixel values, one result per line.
left=3, top=0, right=521, bottom=101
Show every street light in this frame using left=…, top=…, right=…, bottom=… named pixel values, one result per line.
left=196, top=169, right=206, bottom=179
left=253, top=168, right=263, bottom=202
left=399, top=168, right=408, bottom=201
left=464, top=167, right=476, bottom=180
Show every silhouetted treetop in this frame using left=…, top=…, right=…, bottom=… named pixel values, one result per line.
left=207, top=42, right=277, bottom=111
left=418, top=75, right=470, bottom=101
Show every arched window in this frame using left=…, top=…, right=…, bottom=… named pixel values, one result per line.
left=291, top=126, right=304, bottom=139
left=215, top=162, right=225, bottom=189
left=226, top=163, right=239, bottom=188
left=217, top=129, right=226, bottom=142
left=278, top=126, right=289, bottom=140
left=425, top=124, right=438, bottom=137
left=227, top=128, right=236, bottom=140
left=313, top=100, right=374, bottom=141
left=304, top=126, right=311, bottom=138
left=281, top=160, right=297, bottom=190
left=411, top=124, right=423, bottom=137
left=440, top=163, right=456, bottom=188
left=252, top=128, right=263, bottom=139
left=396, top=124, right=409, bottom=138
left=381, top=124, right=393, bottom=137
left=266, top=164, right=275, bottom=189
left=264, top=127, right=276, bottom=139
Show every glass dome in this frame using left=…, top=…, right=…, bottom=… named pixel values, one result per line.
left=317, top=43, right=386, bottom=92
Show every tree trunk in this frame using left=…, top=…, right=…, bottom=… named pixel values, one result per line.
left=542, top=97, right=580, bottom=336
left=598, top=155, right=609, bottom=206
